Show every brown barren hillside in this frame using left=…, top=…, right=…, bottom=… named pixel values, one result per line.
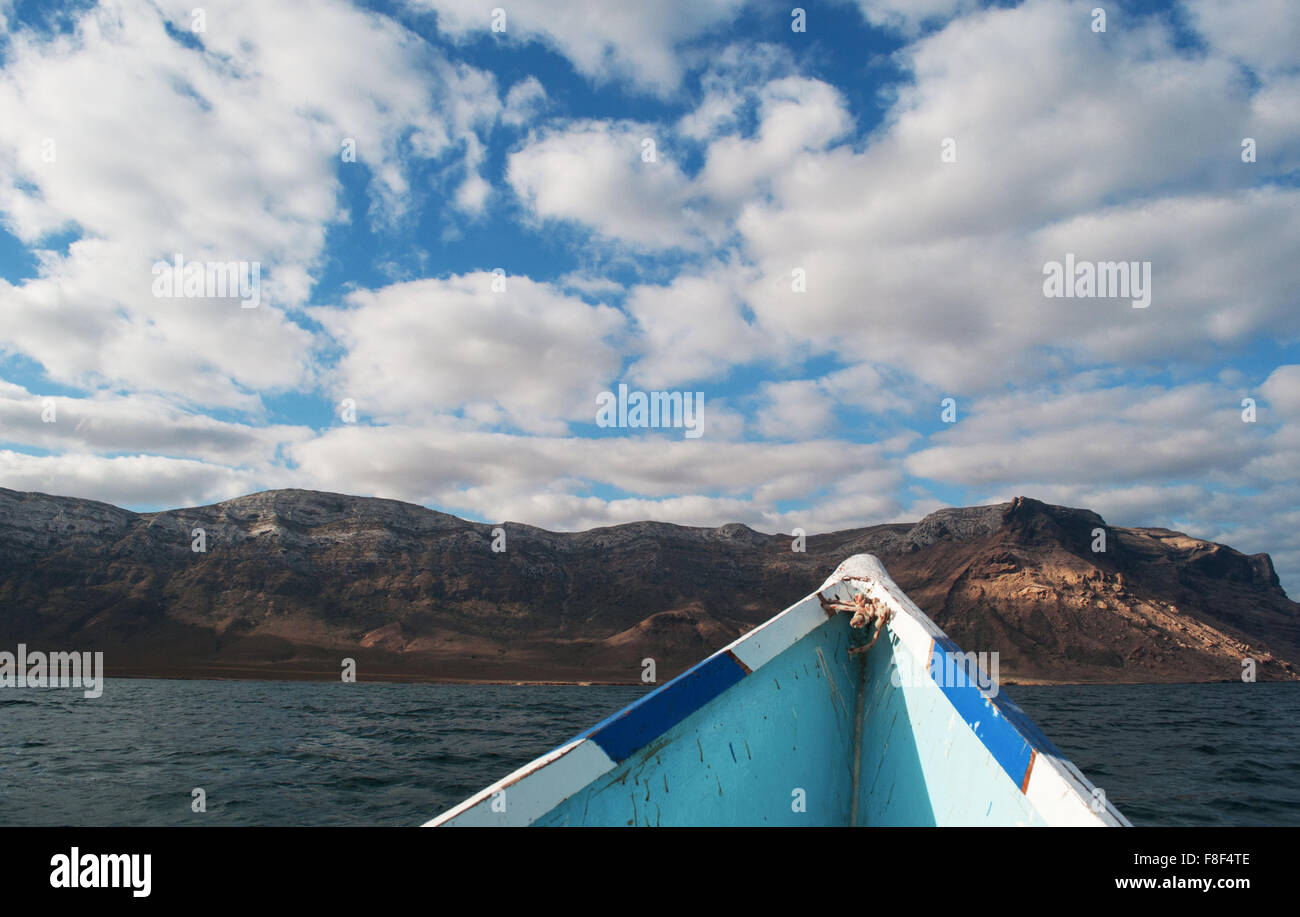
left=0, top=488, right=1295, bottom=684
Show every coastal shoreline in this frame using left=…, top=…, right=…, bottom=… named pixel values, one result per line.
left=91, top=666, right=1272, bottom=688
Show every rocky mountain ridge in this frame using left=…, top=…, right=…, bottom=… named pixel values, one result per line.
left=0, top=487, right=1295, bottom=684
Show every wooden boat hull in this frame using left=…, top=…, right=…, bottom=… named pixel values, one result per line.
left=425, top=554, right=1129, bottom=826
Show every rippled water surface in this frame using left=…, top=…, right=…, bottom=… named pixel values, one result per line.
left=2, top=679, right=1296, bottom=825
left=1007, top=683, right=1300, bottom=826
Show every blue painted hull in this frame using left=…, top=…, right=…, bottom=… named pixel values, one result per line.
left=426, top=555, right=1129, bottom=826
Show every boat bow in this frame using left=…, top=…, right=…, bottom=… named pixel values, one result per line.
left=425, top=553, right=1129, bottom=827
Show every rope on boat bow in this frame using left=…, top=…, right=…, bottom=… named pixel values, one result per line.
left=819, top=578, right=889, bottom=826
left=817, top=577, right=893, bottom=656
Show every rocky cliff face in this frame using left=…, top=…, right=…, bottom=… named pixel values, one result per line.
left=0, top=488, right=1294, bottom=684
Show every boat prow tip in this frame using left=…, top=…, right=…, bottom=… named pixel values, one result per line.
left=820, top=553, right=891, bottom=591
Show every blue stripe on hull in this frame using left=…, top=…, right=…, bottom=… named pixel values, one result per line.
left=580, top=651, right=749, bottom=763
left=536, top=618, right=861, bottom=826
left=861, top=631, right=1044, bottom=825
left=929, top=637, right=1034, bottom=790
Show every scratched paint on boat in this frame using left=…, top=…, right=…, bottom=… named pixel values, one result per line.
left=857, top=623, right=1046, bottom=826
left=534, top=614, right=862, bottom=826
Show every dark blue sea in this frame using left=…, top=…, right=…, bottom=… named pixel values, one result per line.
left=2, top=680, right=1296, bottom=826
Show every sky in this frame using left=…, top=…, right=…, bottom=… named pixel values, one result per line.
left=0, top=0, right=1298, bottom=592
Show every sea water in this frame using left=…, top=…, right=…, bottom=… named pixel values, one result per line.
left=1, top=679, right=1295, bottom=826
